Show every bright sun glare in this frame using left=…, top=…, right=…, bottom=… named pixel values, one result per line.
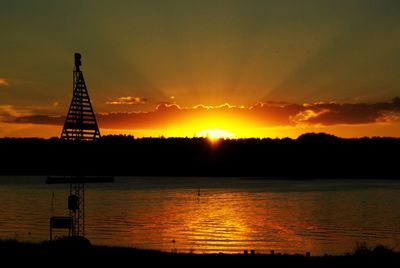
left=196, top=128, right=235, bottom=141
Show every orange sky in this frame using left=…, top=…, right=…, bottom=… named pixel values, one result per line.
left=2, top=98, right=400, bottom=138
left=1, top=1, right=400, bottom=138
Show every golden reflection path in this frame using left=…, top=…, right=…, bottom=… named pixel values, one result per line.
left=1, top=177, right=400, bottom=255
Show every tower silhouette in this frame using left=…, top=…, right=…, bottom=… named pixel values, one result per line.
left=56, top=53, right=102, bottom=237
left=61, top=53, right=100, bottom=141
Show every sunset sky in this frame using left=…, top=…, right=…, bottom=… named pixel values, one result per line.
left=1, top=0, right=399, bottom=138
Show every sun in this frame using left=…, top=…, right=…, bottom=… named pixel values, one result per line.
left=196, top=128, right=235, bottom=141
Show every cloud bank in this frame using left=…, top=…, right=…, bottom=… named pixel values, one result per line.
left=3, top=98, right=400, bottom=130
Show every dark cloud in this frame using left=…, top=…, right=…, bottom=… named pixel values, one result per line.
left=12, top=115, right=64, bottom=125
left=4, top=98, right=400, bottom=129
left=302, top=98, right=400, bottom=125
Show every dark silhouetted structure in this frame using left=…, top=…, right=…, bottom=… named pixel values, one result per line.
left=49, top=216, right=73, bottom=240
left=47, top=176, right=114, bottom=237
left=47, top=54, right=110, bottom=238
left=61, top=53, right=100, bottom=141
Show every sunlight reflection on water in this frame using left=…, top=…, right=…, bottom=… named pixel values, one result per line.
left=1, top=176, right=400, bottom=255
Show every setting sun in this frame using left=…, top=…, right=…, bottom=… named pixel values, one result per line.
left=196, top=128, right=235, bottom=140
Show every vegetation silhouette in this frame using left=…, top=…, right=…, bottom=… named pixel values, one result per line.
left=0, top=132, right=398, bottom=178
left=1, top=239, right=399, bottom=267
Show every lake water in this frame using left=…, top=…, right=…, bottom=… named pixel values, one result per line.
left=1, top=176, right=400, bottom=255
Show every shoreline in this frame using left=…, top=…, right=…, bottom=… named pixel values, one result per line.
left=1, top=239, right=399, bottom=266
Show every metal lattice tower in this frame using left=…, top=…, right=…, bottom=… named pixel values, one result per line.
left=61, top=53, right=100, bottom=141
left=69, top=183, right=85, bottom=237
left=47, top=176, right=114, bottom=240
left=59, top=53, right=100, bottom=237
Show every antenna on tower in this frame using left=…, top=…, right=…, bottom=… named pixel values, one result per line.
left=75, top=53, right=81, bottom=71
left=61, top=53, right=100, bottom=141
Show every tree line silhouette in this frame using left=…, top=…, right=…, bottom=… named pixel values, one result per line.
left=0, top=133, right=398, bottom=179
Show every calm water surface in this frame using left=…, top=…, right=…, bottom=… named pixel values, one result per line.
left=1, top=176, right=400, bottom=255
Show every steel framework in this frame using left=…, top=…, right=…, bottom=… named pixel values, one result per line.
left=58, top=53, right=101, bottom=237
left=47, top=176, right=114, bottom=238
left=69, top=183, right=85, bottom=236
left=61, top=53, right=100, bottom=141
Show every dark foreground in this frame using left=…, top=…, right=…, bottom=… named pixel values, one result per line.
left=1, top=239, right=399, bottom=267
